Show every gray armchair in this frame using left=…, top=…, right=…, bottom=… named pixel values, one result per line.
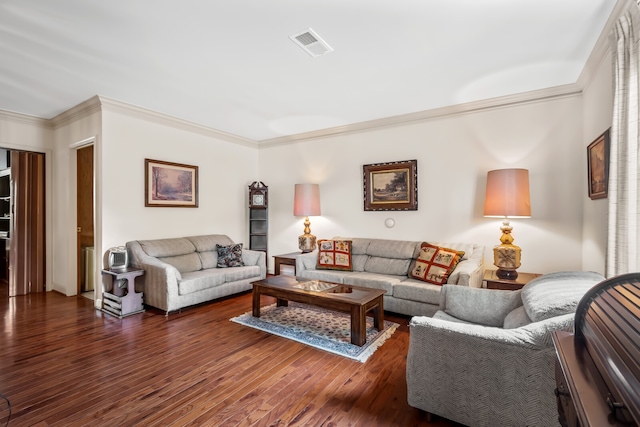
left=406, top=271, right=605, bottom=427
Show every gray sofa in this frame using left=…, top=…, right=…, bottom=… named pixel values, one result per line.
left=126, top=234, right=266, bottom=314
left=296, top=237, right=484, bottom=316
left=406, top=271, right=605, bottom=427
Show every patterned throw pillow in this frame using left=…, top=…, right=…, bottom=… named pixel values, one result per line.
left=216, top=243, right=245, bottom=268
left=410, top=242, right=465, bottom=285
left=316, top=239, right=353, bottom=271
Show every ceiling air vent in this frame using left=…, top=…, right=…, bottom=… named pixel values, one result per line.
left=289, top=28, right=333, bottom=58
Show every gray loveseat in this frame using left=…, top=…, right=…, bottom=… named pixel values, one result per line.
left=296, top=237, right=484, bottom=316
left=126, top=234, right=266, bottom=314
left=406, top=271, right=605, bottom=427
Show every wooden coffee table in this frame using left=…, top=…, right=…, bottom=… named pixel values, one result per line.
left=252, top=275, right=386, bottom=346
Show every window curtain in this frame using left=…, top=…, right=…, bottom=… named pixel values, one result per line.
left=606, top=6, right=640, bottom=277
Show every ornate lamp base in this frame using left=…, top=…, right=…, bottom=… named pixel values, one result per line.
left=496, top=267, right=519, bottom=279
left=493, top=244, right=522, bottom=280
left=299, top=234, right=317, bottom=253
left=298, top=216, right=318, bottom=253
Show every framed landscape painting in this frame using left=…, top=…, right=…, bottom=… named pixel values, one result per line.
left=587, top=129, right=610, bottom=200
left=363, top=159, right=418, bottom=211
left=145, top=159, right=198, bottom=207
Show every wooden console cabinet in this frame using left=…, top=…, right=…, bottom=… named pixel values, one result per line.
left=552, top=273, right=640, bottom=426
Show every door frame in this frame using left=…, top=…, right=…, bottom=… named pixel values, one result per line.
left=76, top=144, right=94, bottom=296
left=69, top=136, right=102, bottom=308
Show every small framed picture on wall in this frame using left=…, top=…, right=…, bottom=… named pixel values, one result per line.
left=145, top=158, right=199, bottom=207
left=587, top=129, right=610, bottom=200
left=363, top=159, right=418, bottom=211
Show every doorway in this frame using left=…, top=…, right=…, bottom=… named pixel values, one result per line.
left=5, top=149, right=46, bottom=296
left=77, top=145, right=95, bottom=296
left=0, top=150, right=9, bottom=297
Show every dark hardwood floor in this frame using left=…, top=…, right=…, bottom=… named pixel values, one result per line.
left=0, top=287, right=461, bottom=426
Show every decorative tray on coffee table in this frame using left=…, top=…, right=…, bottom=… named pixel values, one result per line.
left=292, top=280, right=338, bottom=292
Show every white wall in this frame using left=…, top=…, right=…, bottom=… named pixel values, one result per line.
left=259, top=95, right=585, bottom=275
left=99, top=108, right=258, bottom=261
left=49, top=101, right=259, bottom=301
left=582, top=51, right=614, bottom=274
left=52, top=109, right=102, bottom=296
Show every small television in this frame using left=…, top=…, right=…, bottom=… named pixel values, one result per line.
left=108, top=246, right=128, bottom=271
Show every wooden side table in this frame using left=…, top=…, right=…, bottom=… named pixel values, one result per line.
left=484, top=269, right=541, bottom=291
left=273, top=252, right=300, bottom=276
left=101, top=268, right=145, bottom=318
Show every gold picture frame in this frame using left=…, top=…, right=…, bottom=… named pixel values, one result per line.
left=587, top=129, right=610, bottom=200
left=145, top=158, right=198, bottom=207
left=363, top=159, right=418, bottom=211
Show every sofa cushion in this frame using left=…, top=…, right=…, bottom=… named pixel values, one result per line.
left=224, top=265, right=261, bottom=282
left=503, top=306, right=532, bottom=329
left=409, top=243, right=465, bottom=285
left=433, top=310, right=474, bottom=324
left=393, top=278, right=443, bottom=305
left=364, top=256, right=411, bottom=276
left=178, top=269, right=227, bottom=295
left=367, top=239, right=418, bottom=259
left=343, top=237, right=371, bottom=255
left=139, top=237, right=195, bottom=258
left=297, top=268, right=352, bottom=283
left=342, top=272, right=404, bottom=294
left=198, top=250, right=218, bottom=270
left=186, top=234, right=235, bottom=252
left=158, top=252, right=202, bottom=273
left=317, top=239, right=353, bottom=271
left=521, top=271, right=604, bottom=322
left=352, top=254, right=368, bottom=272
left=217, top=243, right=245, bottom=268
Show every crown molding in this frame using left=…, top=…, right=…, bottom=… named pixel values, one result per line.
left=258, top=84, right=582, bottom=147
left=47, top=95, right=258, bottom=148
left=97, top=96, right=258, bottom=149
left=0, top=109, right=51, bottom=128
left=49, top=95, right=102, bottom=129
left=577, top=0, right=631, bottom=90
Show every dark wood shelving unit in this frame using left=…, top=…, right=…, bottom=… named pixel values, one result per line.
left=248, top=181, right=268, bottom=260
left=249, top=209, right=268, bottom=254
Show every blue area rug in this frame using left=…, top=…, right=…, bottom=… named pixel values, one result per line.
left=230, top=302, right=399, bottom=363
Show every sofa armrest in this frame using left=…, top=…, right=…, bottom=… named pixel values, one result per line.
left=242, top=249, right=267, bottom=279
left=446, top=258, right=484, bottom=287
left=295, top=251, right=318, bottom=275
left=126, top=241, right=181, bottom=313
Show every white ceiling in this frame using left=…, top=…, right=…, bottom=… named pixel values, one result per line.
left=0, top=0, right=618, bottom=142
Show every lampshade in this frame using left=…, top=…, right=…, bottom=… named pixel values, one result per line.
left=294, top=184, right=321, bottom=217
left=484, top=169, right=531, bottom=218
